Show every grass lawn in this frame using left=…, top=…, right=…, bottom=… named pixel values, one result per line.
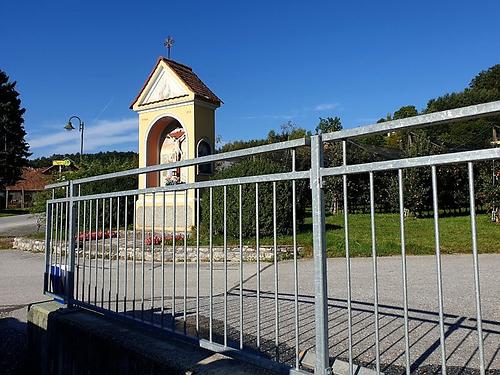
left=314, top=213, right=499, bottom=257
left=205, top=213, right=499, bottom=258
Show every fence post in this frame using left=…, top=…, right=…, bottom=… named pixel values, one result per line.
left=310, top=135, right=331, bottom=375
left=65, top=181, right=77, bottom=306
left=43, top=200, right=52, bottom=293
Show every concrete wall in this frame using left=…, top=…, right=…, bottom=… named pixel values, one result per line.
left=27, top=301, right=273, bottom=375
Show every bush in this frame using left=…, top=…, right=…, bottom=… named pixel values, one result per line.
left=200, top=157, right=308, bottom=239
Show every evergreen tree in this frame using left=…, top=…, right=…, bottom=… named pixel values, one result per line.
left=0, top=70, right=30, bottom=188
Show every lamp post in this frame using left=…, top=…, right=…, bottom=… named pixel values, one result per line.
left=65, top=116, right=85, bottom=162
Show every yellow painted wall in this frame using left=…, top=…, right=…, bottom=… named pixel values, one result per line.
left=132, top=60, right=219, bottom=230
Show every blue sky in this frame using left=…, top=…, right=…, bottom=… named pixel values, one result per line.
left=1, top=0, right=499, bottom=158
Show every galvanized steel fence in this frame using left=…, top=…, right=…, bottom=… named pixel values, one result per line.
left=43, top=101, right=500, bottom=374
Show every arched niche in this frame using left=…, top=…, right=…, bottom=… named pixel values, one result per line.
left=145, top=116, right=188, bottom=187
left=196, top=138, right=213, bottom=175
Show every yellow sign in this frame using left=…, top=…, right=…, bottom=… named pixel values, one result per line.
left=52, top=159, right=71, bottom=166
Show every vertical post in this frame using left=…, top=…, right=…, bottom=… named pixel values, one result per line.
left=43, top=201, right=53, bottom=293
left=310, top=135, right=330, bottom=375
left=66, top=181, right=77, bottom=306
left=468, top=162, right=485, bottom=375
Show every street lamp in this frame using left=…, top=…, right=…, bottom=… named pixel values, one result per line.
left=65, top=116, right=85, bottom=161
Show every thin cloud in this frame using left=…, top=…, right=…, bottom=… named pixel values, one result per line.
left=240, top=114, right=297, bottom=120
left=314, top=102, right=339, bottom=111
left=28, top=118, right=138, bottom=155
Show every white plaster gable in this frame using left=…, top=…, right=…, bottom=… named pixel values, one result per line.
left=139, top=65, right=189, bottom=106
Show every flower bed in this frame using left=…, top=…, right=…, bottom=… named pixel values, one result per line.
left=76, top=231, right=117, bottom=241
left=145, top=233, right=185, bottom=245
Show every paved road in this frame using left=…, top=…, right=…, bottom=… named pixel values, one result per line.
left=0, top=213, right=43, bottom=236
left=1, top=249, right=499, bottom=374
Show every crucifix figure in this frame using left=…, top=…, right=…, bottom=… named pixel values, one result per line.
left=164, top=36, right=174, bottom=59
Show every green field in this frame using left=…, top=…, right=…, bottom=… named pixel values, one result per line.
left=302, top=213, right=499, bottom=257
left=209, top=213, right=499, bottom=258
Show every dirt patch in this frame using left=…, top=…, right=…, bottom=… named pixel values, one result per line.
left=0, top=237, right=14, bottom=250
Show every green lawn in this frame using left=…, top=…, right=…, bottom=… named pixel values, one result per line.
left=205, top=213, right=499, bottom=258
left=316, top=213, right=499, bottom=257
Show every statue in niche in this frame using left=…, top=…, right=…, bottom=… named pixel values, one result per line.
left=160, top=127, right=186, bottom=185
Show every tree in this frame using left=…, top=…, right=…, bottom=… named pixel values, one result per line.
left=0, top=70, right=30, bottom=189
left=393, top=105, right=418, bottom=120
left=315, top=117, right=342, bottom=134
left=200, top=157, right=308, bottom=238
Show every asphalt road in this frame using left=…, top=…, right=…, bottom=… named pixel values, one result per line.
left=1, top=249, right=499, bottom=374
left=0, top=213, right=43, bottom=236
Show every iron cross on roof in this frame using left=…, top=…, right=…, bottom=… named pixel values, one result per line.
left=164, top=36, right=174, bottom=59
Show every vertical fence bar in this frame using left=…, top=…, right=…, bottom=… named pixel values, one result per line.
left=342, top=140, right=354, bottom=374
left=273, top=181, right=279, bottom=360
left=161, top=191, right=166, bottom=327
left=43, top=202, right=53, bottom=293
left=151, top=192, right=155, bottom=321
left=94, top=199, right=99, bottom=305
left=467, top=162, right=485, bottom=375
left=183, top=189, right=188, bottom=326
left=101, top=198, right=106, bottom=308
left=239, top=184, right=244, bottom=350
left=81, top=199, right=87, bottom=301
left=310, top=135, right=330, bottom=375
left=53, top=201, right=59, bottom=293
left=223, top=185, right=228, bottom=347
left=108, top=197, right=113, bottom=310
left=209, top=187, right=213, bottom=342
left=256, top=182, right=261, bottom=350
left=172, top=191, right=177, bottom=329
left=369, top=172, right=381, bottom=374
left=64, top=187, right=69, bottom=277
left=58, top=198, right=63, bottom=274
left=132, top=195, right=137, bottom=315
left=116, top=197, right=120, bottom=312
left=141, top=193, right=146, bottom=319
left=196, top=188, right=200, bottom=333
left=292, top=149, right=300, bottom=370
left=47, top=189, right=55, bottom=293
left=431, top=165, right=447, bottom=375
left=124, top=196, right=128, bottom=312
left=76, top=186, right=81, bottom=301
left=87, top=200, right=93, bottom=303
left=66, top=182, right=77, bottom=306
left=398, top=169, right=411, bottom=375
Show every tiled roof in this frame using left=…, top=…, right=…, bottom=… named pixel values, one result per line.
left=163, top=58, right=221, bottom=105
left=131, top=57, right=222, bottom=108
left=5, top=167, right=50, bottom=191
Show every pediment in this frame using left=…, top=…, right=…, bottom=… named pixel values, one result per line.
left=136, top=64, right=190, bottom=107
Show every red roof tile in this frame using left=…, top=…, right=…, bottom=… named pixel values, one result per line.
left=5, top=168, right=50, bottom=191
left=130, top=57, right=222, bottom=108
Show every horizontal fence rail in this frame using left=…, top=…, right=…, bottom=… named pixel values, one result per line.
left=43, top=101, right=500, bottom=375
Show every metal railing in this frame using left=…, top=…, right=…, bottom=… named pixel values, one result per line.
left=43, top=101, right=500, bottom=374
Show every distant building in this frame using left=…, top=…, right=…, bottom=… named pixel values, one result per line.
left=3, top=167, right=50, bottom=209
